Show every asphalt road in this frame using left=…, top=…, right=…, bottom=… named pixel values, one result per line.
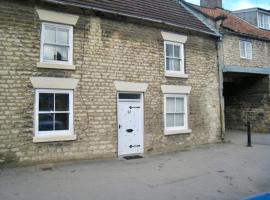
left=0, top=130, right=269, bottom=200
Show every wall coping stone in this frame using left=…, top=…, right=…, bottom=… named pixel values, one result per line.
left=33, top=134, right=77, bottom=143
left=114, top=81, right=148, bottom=92
left=161, top=31, right=187, bottom=43
left=161, top=85, right=192, bottom=94
left=37, top=62, right=75, bottom=70
left=165, top=129, right=192, bottom=135
left=36, top=9, right=79, bottom=25
left=165, top=71, right=189, bottom=78
left=30, top=77, right=79, bottom=89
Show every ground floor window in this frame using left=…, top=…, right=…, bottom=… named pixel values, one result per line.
left=164, top=94, right=188, bottom=132
left=35, top=89, right=73, bottom=136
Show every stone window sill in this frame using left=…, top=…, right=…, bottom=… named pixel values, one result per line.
left=164, top=129, right=192, bottom=136
left=33, top=134, right=77, bottom=143
left=37, top=62, right=75, bottom=70
left=165, top=71, right=189, bottom=78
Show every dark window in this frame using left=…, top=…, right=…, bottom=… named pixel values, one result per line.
left=38, top=92, right=70, bottom=132
left=119, top=93, right=141, bottom=99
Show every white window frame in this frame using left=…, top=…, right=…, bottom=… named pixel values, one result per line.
left=258, top=12, right=263, bottom=28
left=164, top=41, right=185, bottom=75
left=34, top=89, right=74, bottom=137
left=239, top=40, right=252, bottom=60
left=40, top=22, right=73, bottom=65
left=164, top=94, right=188, bottom=133
left=257, top=12, right=270, bottom=30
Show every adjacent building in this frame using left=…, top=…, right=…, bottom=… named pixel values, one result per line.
left=0, top=0, right=222, bottom=164
left=191, top=0, right=270, bottom=133
left=233, top=8, right=270, bottom=31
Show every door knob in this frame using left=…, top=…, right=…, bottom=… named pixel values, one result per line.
left=126, top=129, right=133, bottom=133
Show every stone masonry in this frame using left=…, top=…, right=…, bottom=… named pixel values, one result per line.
left=224, top=75, right=270, bottom=133
left=223, top=34, right=270, bottom=68
left=222, top=33, right=270, bottom=133
left=0, top=1, right=221, bottom=164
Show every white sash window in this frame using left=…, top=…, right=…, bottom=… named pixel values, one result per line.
left=40, top=23, right=73, bottom=64
left=35, top=89, right=73, bottom=136
left=240, top=40, right=252, bottom=60
left=165, top=41, right=184, bottom=74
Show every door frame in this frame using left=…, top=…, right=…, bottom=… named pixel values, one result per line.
left=117, top=92, right=144, bottom=156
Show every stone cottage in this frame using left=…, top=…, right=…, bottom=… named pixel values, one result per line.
left=0, top=0, right=222, bottom=164
left=191, top=0, right=270, bottom=133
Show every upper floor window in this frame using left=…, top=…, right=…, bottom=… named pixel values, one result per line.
left=40, top=23, right=73, bottom=65
left=165, top=41, right=184, bottom=74
left=257, top=13, right=270, bottom=30
left=240, top=40, right=252, bottom=60
left=161, top=31, right=187, bottom=78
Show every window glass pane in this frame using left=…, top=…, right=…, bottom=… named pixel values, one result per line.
left=264, top=15, right=268, bottom=29
left=258, top=13, right=262, bottom=27
left=166, top=97, right=175, bottom=113
left=166, top=43, right=173, bottom=57
left=55, top=113, right=69, bottom=130
left=44, top=26, right=56, bottom=44
left=262, top=15, right=266, bottom=27
left=262, top=14, right=265, bottom=28
left=56, top=28, right=69, bottom=45
left=176, top=98, right=184, bottom=113
left=43, top=45, right=55, bottom=61
left=119, top=93, right=141, bottom=99
left=39, top=113, right=54, bottom=131
left=166, top=113, right=174, bottom=127
left=166, top=58, right=173, bottom=70
left=174, top=45, right=180, bottom=58
left=56, top=46, right=68, bottom=61
left=173, top=59, right=181, bottom=71
left=246, top=42, right=251, bottom=49
left=175, top=114, right=184, bottom=126
left=55, top=94, right=69, bottom=111
left=260, top=15, right=263, bottom=27
left=39, top=93, right=54, bottom=111
left=240, top=41, right=245, bottom=57
left=246, top=42, right=252, bottom=59
left=240, top=41, right=245, bottom=51
left=267, top=16, right=270, bottom=30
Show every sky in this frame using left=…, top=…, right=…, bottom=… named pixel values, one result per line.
left=184, top=0, right=270, bottom=11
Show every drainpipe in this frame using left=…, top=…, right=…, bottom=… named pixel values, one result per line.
left=217, top=36, right=226, bottom=141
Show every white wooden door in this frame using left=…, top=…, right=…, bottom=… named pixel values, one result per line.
left=117, top=93, right=144, bottom=156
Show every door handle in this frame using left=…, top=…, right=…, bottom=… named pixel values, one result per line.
left=129, top=106, right=140, bottom=109
left=129, top=145, right=141, bottom=148
left=126, top=129, right=133, bottom=133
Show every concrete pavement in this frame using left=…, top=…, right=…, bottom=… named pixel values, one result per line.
left=0, top=130, right=269, bottom=200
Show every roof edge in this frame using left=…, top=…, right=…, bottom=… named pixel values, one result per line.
left=233, top=7, right=269, bottom=14
left=223, top=28, right=270, bottom=42
left=179, top=0, right=220, bottom=37
left=191, top=5, right=270, bottom=41
left=40, top=0, right=219, bottom=37
left=224, top=11, right=270, bottom=41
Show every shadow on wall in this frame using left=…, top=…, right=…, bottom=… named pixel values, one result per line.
left=223, top=73, right=270, bottom=133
